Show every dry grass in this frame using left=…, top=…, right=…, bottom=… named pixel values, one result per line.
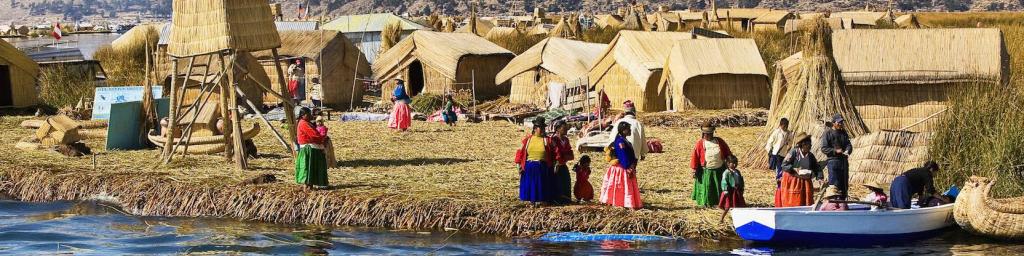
left=93, top=25, right=159, bottom=86
left=37, top=64, right=97, bottom=109
left=0, top=114, right=774, bottom=239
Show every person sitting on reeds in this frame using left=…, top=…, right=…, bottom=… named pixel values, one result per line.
left=719, top=155, right=746, bottom=211
left=775, top=132, right=822, bottom=208
left=690, top=122, right=733, bottom=207
left=295, top=107, right=329, bottom=190
left=890, top=161, right=940, bottom=209
left=577, top=91, right=616, bottom=137
left=515, top=117, right=554, bottom=204
left=573, top=155, right=595, bottom=203
left=600, top=122, right=643, bottom=209
left=550, top=120, right=575, bottom=204
left=862, top=181, right=889, bottom=211
left=817, top=186, right=849, bottom=211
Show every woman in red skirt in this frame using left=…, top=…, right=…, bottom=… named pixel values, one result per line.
left=388, top=79, right=412, bottom=131
left=600, top=122, right=642, bottom=209
left=775, top=132, right=822, bottom=207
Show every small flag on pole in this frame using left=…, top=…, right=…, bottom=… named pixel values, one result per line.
left=51, top=22, right=62, bottom=40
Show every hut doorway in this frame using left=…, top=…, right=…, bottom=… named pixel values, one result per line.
left=0, top=65, right=11, bottom=106
left=407, top=61, right=425, bottom=96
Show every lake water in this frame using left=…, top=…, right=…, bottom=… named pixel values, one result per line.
left=4, top=33, right=121, bottom=60
left=0, top=200, right=1020, bottom=255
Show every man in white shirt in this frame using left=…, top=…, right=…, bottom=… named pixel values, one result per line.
left=765, top=118, right=791, bottom=186
left=608, top=100, right=646, bottom=161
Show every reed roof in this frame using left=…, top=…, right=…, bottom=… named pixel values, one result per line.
left=495, top=38, right=607, bottom=84
left=673, top=11, right=706, bottom=21
left=829, top=11, right=893, bottom=26
left=588, top=31, right=696, bottom=86
left=714, top=8, right=772, bottom=19
left=894, top=14, right=920, bottom=28
left=250, top=30, right=370, bottom=74
left=662, top=39, right=768, bottom=88
left=455, top=18, right=494, bottom=36
left=753, top=10, right=795, bottom=24
left=372, top=31, right=514, bottom=81
left=166, top=0, right=281, bottom=57
left=832, top=28, right=1007, bottom=86
left=0, top=37, right=39, bottom=76
left=111, top=23, right=164, bottom=51
left=322, top=13, right=428, bottom=33
left=594, top=14, right=624, bottom=28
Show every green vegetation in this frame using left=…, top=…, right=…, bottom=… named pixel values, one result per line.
left=38, top=64, right=97, bottom=109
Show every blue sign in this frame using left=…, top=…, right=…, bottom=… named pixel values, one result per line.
left=92, top=86, right=162, bottom=120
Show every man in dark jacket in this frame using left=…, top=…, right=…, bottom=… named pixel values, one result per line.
left=821, top=114, right=852, bottom=198
left=890, top=161, right=940, bottom=209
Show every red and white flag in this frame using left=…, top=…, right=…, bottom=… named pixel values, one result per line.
left=51, top=23, right=62, bottom=40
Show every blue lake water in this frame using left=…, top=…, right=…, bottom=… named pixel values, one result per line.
left=0, top=200, right=1020, bottom=255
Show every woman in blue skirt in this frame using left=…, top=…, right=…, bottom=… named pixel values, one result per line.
left=515, top=117, right=553, bottom=204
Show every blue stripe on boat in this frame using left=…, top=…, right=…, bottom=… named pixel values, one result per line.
left=735, top=221, right=949, bottom=246
left=538, top=232, right=671, bottom=242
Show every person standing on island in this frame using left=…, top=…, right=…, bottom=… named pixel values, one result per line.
left=287, top=59, right=305, bottom=105
left=775, top=132, right=822, bottom=207
left=295, top=107, right=329, bottom=189
left=388, top=79, right=412, bottom=132
left=821, top=114, right=853, bottom=199
left=442, top=94, right=458, bottom=127
left=607, top=101, right=646, bottom=161
left=600, top=122, right=642, bottom=209
left=515, top=118, right=553, bottom=204
left=550, top=120, right=575, bottom=204
left=765, top=118, right=792, bottom=187
left=690, top=122, right=733, bottom=207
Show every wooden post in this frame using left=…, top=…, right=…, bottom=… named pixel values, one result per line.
left=180, top=56, right=218, bottom=156
left=218, top=54, right=234, bottom=160
left=163, top=56, right=196, bottom=164
left=161, top=58, right=179, bottom=161
left=236, top=86, right=290, bottom=152
left=227, top=51, right=247, bottom=169
left=140, top=37, right=153, bottom=146
left=471, top=70, right=477, bottom=112
left=271, top=49, right=297, bottom=153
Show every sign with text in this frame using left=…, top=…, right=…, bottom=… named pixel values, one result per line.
left=92, top=86, right=162, bottom=120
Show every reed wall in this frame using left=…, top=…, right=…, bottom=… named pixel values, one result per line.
left=0, top=62, right=37, bottom=107
left=594, top=64, right=665, bottom=112
left=677, top=74, right=770, bottom=110
left=508, top=68, right=567, bottom=107
left=848, top=83, right=969, bottom=133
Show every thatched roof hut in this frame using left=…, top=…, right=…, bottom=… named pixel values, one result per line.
left=0, top=38, right=39, bottom=107
left=251, top=30, right=371, bottom=108
left=751, top=10, right=796, bottom=31
left=778, top=28, right=1009, bottom=133
left=648, top=11, right=683, bottom=32
left=496, top=38, right=606, bottom=107
left=322, top=13, right=429, bottom=64
left=455, top=17, right=494, bottom=37
left=657, top=38, right=769, bottom=111
left=894, top=14, right=921, bottom=29
left=594, top=14, right=624, bottom=29
left=111, top=23, right=164, bottom=53
left=166, top=0, right=281, bottom=58
left=483, top=27, right=545, bottom=55
left=372, top=31, right=515, bottom=100
left=829, top=11, right=895, bottom=28
left=588, top=30, right=697, bottom=112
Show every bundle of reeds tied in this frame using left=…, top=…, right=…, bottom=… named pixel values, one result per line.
left=484, top=27, right=546, bottom=55
left=379, top=20, right=402, bottom=55
left=744, top=18, right=867, bottom=168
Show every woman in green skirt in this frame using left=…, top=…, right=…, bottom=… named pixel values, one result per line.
left=295, top=107, right=329, bottom=189
left=689, top=122, right=734, bottom=207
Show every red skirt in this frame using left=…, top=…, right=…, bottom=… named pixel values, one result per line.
left=574, top=179, right=594, bottom=201
left=774, top=171, right=814, bottom=207
left=719, top=188, right=746, bottom=210
left=388, top=101, right=411, bottom=130
left=600, top=164, right=642, bottom=209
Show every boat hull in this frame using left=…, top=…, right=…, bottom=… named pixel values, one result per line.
left=732, top=204, right=954, bottom=245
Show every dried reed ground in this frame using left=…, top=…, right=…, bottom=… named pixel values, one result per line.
left=0, top=115, right=782, bottom=240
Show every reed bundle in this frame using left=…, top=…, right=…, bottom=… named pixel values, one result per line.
left=484, top=27, right=546, bottom=55
left=379, top=20, right=402, bottom=55
left=95, top=24, right=160, bottom=86
left=38, top=64, right=98, bottom=109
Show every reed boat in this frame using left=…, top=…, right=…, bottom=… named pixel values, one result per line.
left=954, top=176, right=1024, bottom=241
left=731, top=203, right=954, bottom=245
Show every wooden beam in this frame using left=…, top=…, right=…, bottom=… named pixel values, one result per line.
left=227, top=51, right=247, bottom=169
left=271, top=49, right=297, bottom=153
left=161, top=58, right=180, bottom=163
left=235, top=85, right=291, bottom=153
left=218, top=54, right=235, bottom=161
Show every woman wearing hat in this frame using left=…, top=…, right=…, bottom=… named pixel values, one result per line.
left=549, top=120, right=575, bottom=204
left=515, top=117, right=554, bottom=204
left=388, top=79, right=412, bottom=131
left=775, top=132, right=823, bottom=207
left=690, top=122, right=734, bottom=207
left=295, top=107, right=329, bottom=189
left=862, top=181, right=889, bottom=211
left=600, top=122, right=643, bottom=209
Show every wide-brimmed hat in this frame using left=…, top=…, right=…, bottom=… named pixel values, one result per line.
left=862, top=181, right=884, bottom=191
left=823, top=186, right=842, bottom=198
left=794, top=132, right=811, bottom=145
left=700, top=121, right=716, bottom=133
left=532, top=117, right=547, bottom=129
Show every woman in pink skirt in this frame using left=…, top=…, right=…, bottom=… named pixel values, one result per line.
left=388, top=79, right=412, bottom=131
left=600, top=122, right=643, bottom=209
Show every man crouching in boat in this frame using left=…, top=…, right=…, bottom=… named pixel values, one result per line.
left=890, top=161, right=940, bottom=209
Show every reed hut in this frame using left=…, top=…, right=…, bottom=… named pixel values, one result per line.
left=0, top=38, right=39, bottom=107
left=588, top=30, right=697, bottom=112
left=674, top=11, right=707, bottom=28
left=251, top=30, right=370, bottom=108
left=496, top=38, right=606, bottom=107
left=111, top=23, right=164, bottom=53
left=712, top=8, right=772, bottom=31
left=455, top=17, right=494, bottom=37
left=894, top=14, right=921, bottom=29
left=648, top=11, right=683, bottom=32
left=777, top=28, right=1009, bottom=133
left=657, top=38, right=769, bottom=111
left=483, top=27, right=545, bottom=55
left=322, top=13, right=429, bottom=64
left=372, top=31, right=515, bottom=100
left=751, top=10, right=796, bottom=31
left=594, top=14, right=624, bottom=29
left=829, top=11, right=895, bottom=28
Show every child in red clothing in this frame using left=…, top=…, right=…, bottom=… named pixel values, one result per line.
left=573, top=155, right=595, bottom=202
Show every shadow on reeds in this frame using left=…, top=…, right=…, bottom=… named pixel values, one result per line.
left=337, top=158, right=474, bottom=168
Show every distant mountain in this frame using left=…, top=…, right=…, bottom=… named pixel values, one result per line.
left=3, top=0, right=1022, bottom=24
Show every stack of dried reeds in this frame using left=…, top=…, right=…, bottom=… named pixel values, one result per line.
left=848, top=130, right=932, bottom=185
left=379, top=20, right=402, bottom=55
left=743, top=18, right=868, bottom=168
left=484, top=27, right=546, bottom=55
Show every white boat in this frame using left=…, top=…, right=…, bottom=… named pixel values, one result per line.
left=731, top=203, right=954, bottom=245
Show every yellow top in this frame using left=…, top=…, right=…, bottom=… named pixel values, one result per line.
left=527, top=135, right=546, bottom=161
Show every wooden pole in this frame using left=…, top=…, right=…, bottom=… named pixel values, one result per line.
left=471, top=70, right=477, bottom=112
left=140, top=37, right=153, bottom=146
left=181, top=56, right=219, bottom=156
left=227, top=51, right=247, bottom=169
left=163, top=56, right=196, bottom=164
left=161, top=58, right=179, bottom=162
left=236, top=86, right=290, bottom=152
left=218, top=54, right=234, bottom=160
left=271, top=49, right=298, bottom=153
